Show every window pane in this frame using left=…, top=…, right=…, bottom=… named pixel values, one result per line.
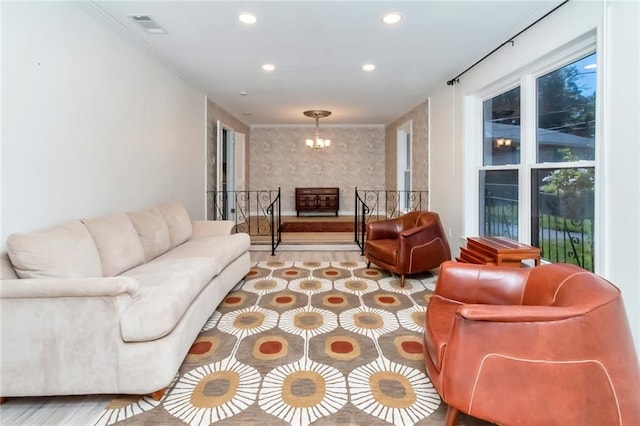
left=532, top=167, right=595, bottom=271
left=480, top=170, right=518, bottom=239
left=537, top=53, right=596, bottom=162
left=483, top=87, right=521, bottom=166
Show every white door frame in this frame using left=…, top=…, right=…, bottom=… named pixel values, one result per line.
left=397, top=120, right=413, bottom=212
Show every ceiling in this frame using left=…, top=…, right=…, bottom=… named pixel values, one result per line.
left=87, top=1, right=563, bottom=125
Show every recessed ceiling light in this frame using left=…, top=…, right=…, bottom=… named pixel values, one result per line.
left=584, top=63, right=597, bottom=70
left=382, top=13, right=402, bottom=24
left=262, top=64, right=275, bottom=71
left=239, top=91, right=248, bottom=96
left=238, top=14, right=257, bottom=24
left=362, top=64, right=376, bottom=72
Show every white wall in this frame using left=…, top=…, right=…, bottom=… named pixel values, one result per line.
left=1, top=2, right=206, bottom=246
left=429, top=0, right=640, bottom=354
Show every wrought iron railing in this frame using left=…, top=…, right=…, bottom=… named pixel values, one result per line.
left=207, top=188, right=281, bottom=255
left=533, top=192, right=594, bottom=271
left=483, top=194, right=518, bottom=239
left=484, top=190, right=594, bottom=271
left=354, top=188, right=429, bottom=255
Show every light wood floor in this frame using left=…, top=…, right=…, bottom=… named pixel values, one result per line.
left=0, top=248, right=366, bottom=426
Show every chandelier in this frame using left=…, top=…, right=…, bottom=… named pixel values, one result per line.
left=304, top=110, right=331, bottom=150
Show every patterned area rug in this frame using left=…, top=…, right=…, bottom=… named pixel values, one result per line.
left=92, top=261, right=490, bottom=425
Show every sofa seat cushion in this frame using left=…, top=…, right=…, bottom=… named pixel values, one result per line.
left=157, top=233, right=250, bottom=275
left=365, top=239, right=397, bottom=265
left=425, top=295, right=463, bottom=372
left=119, top=258, right=217, bottom=342
left=83, top=213, right=145, bottom=277
left=6, top=221, right=103, bottom=279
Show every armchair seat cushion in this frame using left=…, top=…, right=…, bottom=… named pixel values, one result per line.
left=364, top=239, right=397, bottom=265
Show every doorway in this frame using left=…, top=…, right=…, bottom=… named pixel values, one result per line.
left=206, top=120, right=239, bottom=220
left=397, top=120, right=412, bottom=212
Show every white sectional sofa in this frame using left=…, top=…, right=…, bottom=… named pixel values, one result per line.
left=0, top=201, right=250, bottom=397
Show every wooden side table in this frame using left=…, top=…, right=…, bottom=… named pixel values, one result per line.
left=457, top=236, right=541, bottom=268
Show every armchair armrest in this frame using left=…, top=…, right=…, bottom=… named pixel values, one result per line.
left=366, top=217, right=403, bottom=241
left=191, top=220, right=235, bottom=238
left=458, top=304, right=582, bottom=322
left=435, top=261, right=529, bottom=305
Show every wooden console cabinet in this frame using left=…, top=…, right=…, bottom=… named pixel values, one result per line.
left=295, top=187, right=339, bottom=216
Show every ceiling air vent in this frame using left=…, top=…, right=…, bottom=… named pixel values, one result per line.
left=129, top=15, right=167, bottom=34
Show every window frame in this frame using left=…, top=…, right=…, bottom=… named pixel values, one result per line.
left=468, top=36, right=600, bottom=270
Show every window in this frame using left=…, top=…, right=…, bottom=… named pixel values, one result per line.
left=477, top=51, right=597, bottom=271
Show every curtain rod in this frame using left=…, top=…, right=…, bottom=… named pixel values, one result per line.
left=446, top=0, right=570, bottom=86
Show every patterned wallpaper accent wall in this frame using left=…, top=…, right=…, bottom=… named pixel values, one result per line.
left=250, top=126, right=385, bottom=213
left=385, top=100, right=429, bottom=192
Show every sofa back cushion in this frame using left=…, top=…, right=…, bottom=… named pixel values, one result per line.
left=6, top=221, right=103, bottom=279
left=1, top=252, right=18, bottom=279
left=157, top=201, right=192, bottom=248
left=127, top=208, right=171, bottom=262
left=83, top=213, right=145, bottom=276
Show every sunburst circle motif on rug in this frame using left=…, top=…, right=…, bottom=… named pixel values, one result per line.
left=296, top=261, right=330, bottom=270
left=349, top=357, right=441, bottom=425
left=93, top=394, right=161, bottom=426
left=280, top=306, right=338, bottom=339
left=186, top=336, right=221, bottom=363
left=334, top=260, right=368, bottom=270
left=269, top=292, right=298, bottom=309
left=221, top=293, right=248, bottom=309
left=258, top=260, right=294, bottom=270
left=200, top=311, right=222, bottom=332
left=314, top=266, right=351, bottom=280
left=216, top=305, right=278, bottom=339
left=288, top=277, right=332, bottom=295
left=397, top=306, right=426, bottom=333
left=378, top=276, right=424, bottom=293
left=92, top=373, right=179, bottom=426
left=258, top=358, right=348, bottom=424
left=340, top=306, right=400, bottom=339
left=274, top=267, right=308, bottom=280
left=353, top=266, right=388, bottom=280
left=252, top=335, right=290, bottom=361
left=334, top=277, right=378, bottom=295
left=394, top=335, right=425, bottom=361
left=243, top=276, right=288, bottom=295
left=164, top=357, right=261, bottom=425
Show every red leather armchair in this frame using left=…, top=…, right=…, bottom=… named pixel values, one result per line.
left=424, top=261, right=640, bottom=426
left=365, top=211, right=451, bottom=287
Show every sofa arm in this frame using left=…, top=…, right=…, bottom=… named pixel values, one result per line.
left=191, top=220, right=235, bottom=238
left=0, top=276, right=139, bottom=299
left=435, top=261, right=530, bottom=305
left=0, top=276, right=140, bottom=396
left=457, top=304, right=582, bottom=322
